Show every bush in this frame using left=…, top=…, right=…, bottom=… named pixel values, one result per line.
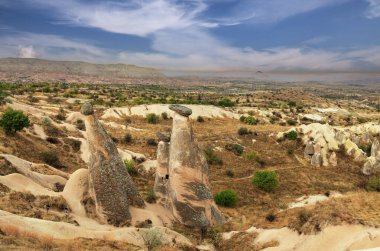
left=238, top=127, right=251, bottom=135
left=146, top=113, right=159, bottom=124
left=286, top=130, right=298, bottom=140
left=142, top=228, right=163, bottom=251
left=146, top=187, right=156, bottom=203
left=225, top=143, right=244, bottom=156
left=197, top=116, right=205, bottom=122
left=244, top=116, right=258, bottom=125
left=76, top=119, right=86, bottom=131
left=0, top=108, right=30, bottom=135
left=287, top=119, right=297, bottom=126
left=204, top=148, right=223, bottom=165
left=40, top=151, right=61, bottom=168
left=123, top=133, right=133, bottom=144
left=161, top=112, right=168, bottom=120
left=147, top=138, right=157, bottom=146
left=252, top=170, right=279, bottom=192
left=359, top=144, right=372, bottom=157
left=214, top=189, right=238, bottom=207
left=124, top=159, right=137, bottom=176
left=367, top=177, right=380, bottom=192
left=239, top=115, right=246, bottom=122
left=266, top=213, right=276, bottom=222
left=55, top=108, right=66, bottom=121
left=46, top=136, right=59, bottom=144
left=243, top=151, right=257, bottom=161
left=288, top=101, right=297, bottom=107
left=225, top=169, right=234, bottom=177
left=217, top=99, right=235, bottom=107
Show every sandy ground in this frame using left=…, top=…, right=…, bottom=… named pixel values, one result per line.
left=287, top=192, right=343, bottom=209
left=223, top=225, right=380, bottom=251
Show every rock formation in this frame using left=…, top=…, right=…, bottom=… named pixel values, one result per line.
left=81, top=102, right=144, bottom=226
left=277, top=122, right=380, bottom=174
left=363, top=139, right=380, bottom=175
left=154, top=105, right=224, bottom=227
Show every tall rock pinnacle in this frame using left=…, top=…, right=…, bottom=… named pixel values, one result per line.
left=81, top=102, right=144, bottom=226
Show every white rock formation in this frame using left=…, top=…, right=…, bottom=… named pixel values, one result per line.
left=154, top=105, right=224, bottom=227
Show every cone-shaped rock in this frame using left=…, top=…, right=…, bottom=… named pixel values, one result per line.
left=81, top=102, right=144, bottom=226
left=154, top=105, right=224, bottom=227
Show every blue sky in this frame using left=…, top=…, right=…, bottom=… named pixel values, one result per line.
left=0, top=0, right=380, bottom=71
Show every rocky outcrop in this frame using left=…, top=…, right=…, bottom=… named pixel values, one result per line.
left=154, top=105, right=224, bottom=227
left=81, top=102, right=144, bottom=226
left=277, top=122, right=380, bottom=174
left=363, top=139, right=380, bottom=175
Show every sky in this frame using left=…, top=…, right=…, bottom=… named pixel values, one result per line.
left=0, top=0, right=380, bottom=71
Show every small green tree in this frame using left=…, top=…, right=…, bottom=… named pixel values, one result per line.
left=367, top=177, right=380, bottom=192
left=146, top=113, right=159, bottom=124
left=286, top=130, right=298, bottom=140
left=252, top=170, right=279, bottom=192
left=244, top=116, right=258, bottom=125
left=214, top=189, right=238, bottom=207
left=0, top=108, right=30, bottom=135
left=124, top=159, right=137, bottom=175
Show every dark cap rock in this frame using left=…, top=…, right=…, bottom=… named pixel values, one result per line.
left=169, top=105, right=192, bottom=117
left=81, top=102, right=94, bottom=115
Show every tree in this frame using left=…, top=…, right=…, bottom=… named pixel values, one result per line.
left=252, top=170, right=279, bottom=192
left=0, top=108, right=30, bottom=135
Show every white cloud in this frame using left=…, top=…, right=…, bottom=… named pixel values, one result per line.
left=2, top=31, right=380, bottom=71
left=18, top=45, right=37, bottom=58
left=21, top=0, right=207, bottom=36
left=1, top=1, right=379, bottom=71
left=0, top=32, right=110, bottom=62
left=209, top=0, right=350, bottom=26
left=366, top=0, right=380, bottom=18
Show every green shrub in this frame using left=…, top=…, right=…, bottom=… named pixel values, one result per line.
left=161, top=112, right=168, bottom=120
left=286, top=130, right=298, bottom=140
left=123, top=133, right=133, bottom=144
left=238, top=127, right=251, bottom=135
left=287, top=119, right=297, bottom=126
left=359, top=144, right=372, bottom=157
left=225, top=143, right=244, bottom=156
left=252, top=170, right=279, bottom=192
left=146, top=113, right=159, bottom=124
left=124, top=159, right=137, bottom=176
left=197, top=116, right=205, bottom=122
left=147, top=138, right=157, bottom=146
left=225, top=169, right=234, bottom=177
left=367, top=177, right=380, bottom=192
left=76, top=119, right=85, bottom=131
left=243, top=151, right=257, bottom=161
left=142, top=228, right=162, bottom=251
left=214, top=189, right=238, bottom=207
left=40, top=151, right=61, bottom=168
left=288, top=101, right=297, bottom=107
left=146, top=187, right=156, bottom=203
left=239, top=115, right=246, bottom=122
left=244, top=116, right=258, bottom=125
left=204, top=148, right=223, bottom=165
left=217, top=99, right=235, bottom=107
left=0, top=108, right=30, bottom=135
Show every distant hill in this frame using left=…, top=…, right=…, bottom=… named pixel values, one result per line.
left=0, top=58, right=165, bottom=83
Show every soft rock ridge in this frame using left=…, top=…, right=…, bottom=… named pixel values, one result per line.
left=154, top=105, right=224, bottom=227
left=81, top=102, right=144, bottom=226
left=278, top=122, right=380, bottom=175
